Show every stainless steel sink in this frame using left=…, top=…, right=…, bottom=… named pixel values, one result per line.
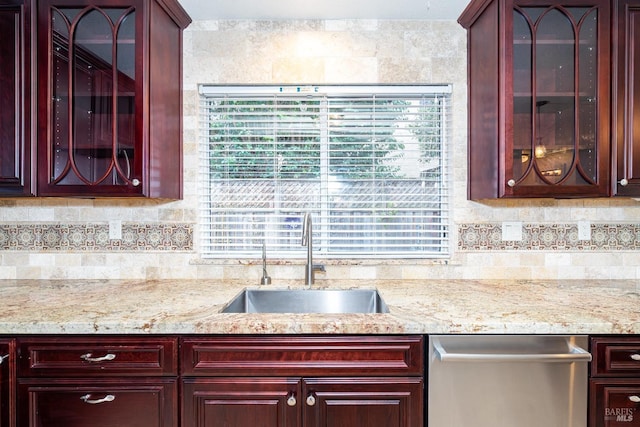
left=220, top=289, right=389, bottom=314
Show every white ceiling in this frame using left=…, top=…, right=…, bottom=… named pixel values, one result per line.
left=177, top=0, right=471, bottom=21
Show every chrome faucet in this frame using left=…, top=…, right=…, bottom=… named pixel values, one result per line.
left=301, top=212, right=324, bottom=287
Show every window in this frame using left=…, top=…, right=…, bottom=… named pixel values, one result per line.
left=199, top=85, right=451, bottom=259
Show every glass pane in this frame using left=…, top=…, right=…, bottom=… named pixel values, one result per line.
left=512, top=9, right=532, bottom=183
left=74, top=9, right=113, bottom=183
left=534, top=8, right=575, bottom=185
left=115, top=10, right=136, bottom=183
left=577, top=9, right=598, bottom=183
left=51, top=9, right=74, bottom=185
left=49, top=6, right=137, bottom=187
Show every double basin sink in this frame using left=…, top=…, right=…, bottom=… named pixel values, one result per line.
left=221, top=288, right=389, bottom=314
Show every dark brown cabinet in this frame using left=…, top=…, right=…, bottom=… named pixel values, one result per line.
left=612, top=0, right=640, bottom=196
left=182, top=378, right=300, bottom=427
left=0, top=334, right=424, bottom=427
left=0, top=340, right=15, bottom=427
left=0, top=0, right=34, bottom=196
left=180, top=336, right=424, bottom=427
left=35, top=0, right=190, bottom=198
left=16, top=336, right=178, bottom=427
left=1, top=0, right=190, bottom=198
left=459, top=0, right=611, bottom=199
left=590, top=336, right=640, bottom=426
left=301, top=377, right=422, bottom=427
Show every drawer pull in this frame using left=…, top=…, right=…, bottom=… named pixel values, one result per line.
left=0, top=354, right=8, bottom=365
left=631, top=354, right=640, bottom=361
left=630, top=396, right=640, bottom=403
left=80, top=394, right=115, bottom=405
left=80, top=353, right=116, bottom=363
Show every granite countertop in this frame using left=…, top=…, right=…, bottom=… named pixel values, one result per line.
left=0, top=279, right=638, bottom=335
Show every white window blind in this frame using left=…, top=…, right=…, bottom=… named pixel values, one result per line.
left=199, top=85, right=451, bottom=258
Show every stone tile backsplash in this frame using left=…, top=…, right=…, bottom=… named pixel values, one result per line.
left=2, top=18, right=640, bottom=281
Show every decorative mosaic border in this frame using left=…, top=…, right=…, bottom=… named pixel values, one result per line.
left=458, top=223, right=640, bottom=251
left=0, top=223, right=193, bottom=251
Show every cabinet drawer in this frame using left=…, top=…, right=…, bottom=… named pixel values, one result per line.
left=17, top=337, right=178, bottom=377
left=590, top=379, right=640, bottom=427
left=592, top=337, right=640, bottom=377
left=181, top=335, right=424, bottom=377
left=18, top=378, right=177, bottom=427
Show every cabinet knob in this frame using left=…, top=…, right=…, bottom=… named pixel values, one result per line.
left=80, top=353, right=116, bottom=363
left=0, top=354, right=8, bottom=365
left=286, top=394, right=297, bottom=407
left=132, top=179, right=141, bottom=187
left=631, top=354, right=640, bottom=361
left=507, top=179, right=516, bottom=187
left=620, top=178, right=629, bottom=187
left=630, top=396, right=640, bottom=403
left=80, top=394, right=116, bottom=405
left=306, top=394, right=316, bottom=406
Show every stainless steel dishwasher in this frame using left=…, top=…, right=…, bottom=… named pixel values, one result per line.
left=428, top=335, right=591, bottom=427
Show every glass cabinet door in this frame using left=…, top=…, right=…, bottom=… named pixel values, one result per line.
left=511, top=5, right=599, bottom=189
left=47, top=4, right=139, bottom=189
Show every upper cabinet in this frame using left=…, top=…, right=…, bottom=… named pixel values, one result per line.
left=37, top=0, right=190, bottom=198
left=0, top=0, right=34, bottom=196
left=613, top=0, right=640, bottom=196
left=1, top=0, right=191, bottom=198
left=459, top=0, right=611, bottom=199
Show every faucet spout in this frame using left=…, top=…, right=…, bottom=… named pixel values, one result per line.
left=301, top=212, right=324, bottom=287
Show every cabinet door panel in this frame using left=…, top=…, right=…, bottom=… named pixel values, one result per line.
left=182, top=378, right=300, bottom=427
left=0, top=340, right=14, bottom=427
left=303, top=377, right=423, bottom=427
left=38, top=1, right=143, bottom=196
left=613, top=0, right=640, bottom=195
left=18, top=379, right=176, bottom=427
left=0, top=1, right=32, bottom=196
left=591, top=379, right=640, bottom=426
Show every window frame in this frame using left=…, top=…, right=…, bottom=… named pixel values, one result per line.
left=198, top=84, right=453, bottom=259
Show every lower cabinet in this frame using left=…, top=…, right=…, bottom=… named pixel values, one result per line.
left=182, top=377, right=422, bottom=427
left=590, top=336, right=640, bottom=426
left=0, top=339, right=14, bottom=427
left=302, top=377, right=422, bottom=427
left=15, top=336, right=178, bottom=427
left=181, top=335, right=424, bottom=427
left=183, top=378, right=299, bottom=427
left=18, top=379, right=176, bottom=427
left=5, top=335, right=423, bottom=427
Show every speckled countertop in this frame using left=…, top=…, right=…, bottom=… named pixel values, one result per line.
left=0, top=279, right=638, bottom=335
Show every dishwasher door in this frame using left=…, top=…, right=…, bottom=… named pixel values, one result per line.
left=428, top=335, right=591, bottom=427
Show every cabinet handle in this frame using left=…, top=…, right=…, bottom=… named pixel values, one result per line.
left=306, top=394, right=316, bottom=406
left=630, top=396, right=640, bottom=403
left=286, top=394, right=297, bottom=407
left=0, top=354, right=8, bottom=365
left=80, top=394, right=115, bottom=405
left=620, top=178, right=629, bottom=187
left=80, top=353, right=116, bottom=362
left=631, top=354, right=640, bottom=361
left=131, top=179, right=141, bottom=187
left=507, top=179, right=516, bottom=187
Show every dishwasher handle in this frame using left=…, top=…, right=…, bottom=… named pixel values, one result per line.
left=432, top=337, right=592, bottom=363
